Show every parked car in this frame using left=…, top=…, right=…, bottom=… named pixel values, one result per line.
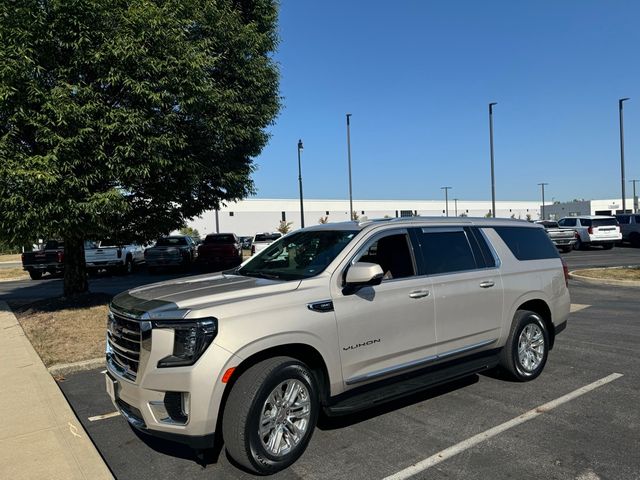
left=85, top=240, right=145, bottom=275
left=143, top=235, right=197, bottom=272
left=251, top=232, right=282, bottom=255
left=238, top=236, right=253, bottom=250
left=21, top=240, right=65, bottom=280
left=197, top=233, right=243, bottom=270
left=105, top=217, right=569, bottom=474
left=535, top=221, right=577, bottom=253
left=557, top=215, right=621, bottom=250
left=615, top=214, right=640, bottom=247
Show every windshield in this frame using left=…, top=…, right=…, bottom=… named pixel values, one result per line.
left=238, top=230, right=358, bottom=280
left=254, top=233, right=281, bottom=242
left=156, top=237, right=188, bottom=246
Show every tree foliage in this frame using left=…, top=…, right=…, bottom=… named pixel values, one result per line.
left=0, top=0, right=280, bottom=294
left=276, top=220, right=293, bottom=235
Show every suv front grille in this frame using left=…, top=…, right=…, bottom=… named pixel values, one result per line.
left=107, top=311, right=141, bottom=381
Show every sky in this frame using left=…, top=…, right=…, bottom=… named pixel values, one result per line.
left=250, top=0, right=640, bottom=203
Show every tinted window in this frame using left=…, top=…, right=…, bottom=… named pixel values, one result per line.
left=616, top=215, right=631, bottom=224
left=204, top=234, right=236, bottom=244
left=635, top=216, right=640, bottom=224
left=494, top=227, right=559, bottom=261
left=560, top=218, right=577, bottom=227
left=470, top=228, right=497, bottom=268
left=418, top=229, right=478, bottom=275
left=592, top=218, right=618, bottom=227
left=538, top=221, right=559, bottom=229
left=44, top=240, right=63, bottom=250
left=356, top=233, right=415, bottom=280
left=579, top=219, right=592, bottom=227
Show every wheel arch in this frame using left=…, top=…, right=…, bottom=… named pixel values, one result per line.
left=516, top=299, right=555, bottom=349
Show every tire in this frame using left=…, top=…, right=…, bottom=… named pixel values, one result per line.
left=222, top=357, right=319, bottom=475
left=28, top=270, right=43, bottom=280
left=120, top=257, right=133, bottom=275
left=573, top=237, right=582, bottom=250
left=601, top=243, right=614, bottom=250
left=561, top=246, right=572, bottom=253
left=499, top=310, right=549, bottom=382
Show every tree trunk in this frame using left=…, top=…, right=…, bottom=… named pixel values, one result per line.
left=63, top=236, right=88, bottom=296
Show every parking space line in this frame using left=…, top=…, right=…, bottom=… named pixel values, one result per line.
left=571, top=303, right=591, bottom=313
left=383, top=373, right=623, bottom=480
left=88, top=411, right=121, bottom=422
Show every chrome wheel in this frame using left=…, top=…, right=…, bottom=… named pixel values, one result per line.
left=517, top=323, right=545, bottom=372
left=259, top=379, right=311, bottom=457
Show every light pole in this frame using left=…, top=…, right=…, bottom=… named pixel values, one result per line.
left=441, top=187, right=452, bottom=217
left=297, top=139, right=305, bottom=228
left=619, top=98, right=630, bottom=213
left=631, top=179, right=639, bottom=213
left=489, top=102, right=497, bottom=218
left=214, top=209, right=219, bottom=233
left=346, top=114, right=354, bottom=220
left=538, top=183, right=548, bottom=220
left=453, top=198, right=458, bottom=217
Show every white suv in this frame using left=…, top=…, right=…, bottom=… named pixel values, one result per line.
left=105, top=217, right=570, bottom=474
left=557, top=215, right=621, bottom=250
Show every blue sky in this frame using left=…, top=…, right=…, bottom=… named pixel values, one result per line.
left=251, top=0, right=640, bottom=202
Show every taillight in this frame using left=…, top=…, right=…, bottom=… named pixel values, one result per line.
left=561, top=258, right=569, bottom=287
left=587, top=227, right=593, bottom=234
left=57, top=251, right=64, bottom=263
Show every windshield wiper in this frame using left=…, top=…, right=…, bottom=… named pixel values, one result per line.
left=239, top=270, right=281, bottom=280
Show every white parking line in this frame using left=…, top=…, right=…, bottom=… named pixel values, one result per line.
left=88, top=411, right=121, bottom=422
left=571, top=303, right=591, bottom=313
left=383, top=373, right=623, bottom=480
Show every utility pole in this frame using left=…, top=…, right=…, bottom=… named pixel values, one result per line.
left=538, top=183, right=548, bottom=220
left=631, top=179, right=639, bottom=213
left=214, top=209, right=219, bottom=233
left=619, top=98, right=630, bottom=213
left=346, top=114, right=354, bottom=220
left=297, top=139, right=305, bottom=228
left=489, top=102, right=497, bottom=218
left=453, top=198, right=458, bottom=217
left=441, top=187, right=452, bottom=217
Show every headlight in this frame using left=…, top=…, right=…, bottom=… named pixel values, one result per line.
left=154, top=318, right=217, bottom=368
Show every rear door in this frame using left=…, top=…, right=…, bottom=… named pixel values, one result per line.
left=412, top=227, right=503, bottom=355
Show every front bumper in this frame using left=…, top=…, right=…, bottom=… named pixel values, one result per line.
left=105, top=336, right=241, bottom=445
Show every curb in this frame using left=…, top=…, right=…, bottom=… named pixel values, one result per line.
left=569, top=269, right=640, bottom=287
left=49, top=357, right=106, bottom=376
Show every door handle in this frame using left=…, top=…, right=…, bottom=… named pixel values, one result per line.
left=409, top=289, right=430, bottom=299
left=479, top=281, right=495, bottom=288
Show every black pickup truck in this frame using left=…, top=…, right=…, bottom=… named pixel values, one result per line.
left=22, top=240, right=65, bottom=280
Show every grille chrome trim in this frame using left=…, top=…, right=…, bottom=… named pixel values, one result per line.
left=107, top=311, right=142, bottom=381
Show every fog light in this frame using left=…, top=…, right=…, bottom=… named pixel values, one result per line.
left=149, top=392, right=189, bottom=425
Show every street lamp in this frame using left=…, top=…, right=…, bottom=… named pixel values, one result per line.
left=453, top=198, right=459, bottom=217
left=346, top=114, right=354, bottom=220
left=631, top=179, right=639, bottom=213
left=538, top=183, right=548, bottom=220
left=441, top=187, right=452, bottom=217
left=619, top=98, right=630, bottom=213
left=489, top=102, right=498, bottom=218
left=297, top=139, right=305, bottom=228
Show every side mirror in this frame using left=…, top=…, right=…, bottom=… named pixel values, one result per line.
left=344, top=262, right=384, bottom=294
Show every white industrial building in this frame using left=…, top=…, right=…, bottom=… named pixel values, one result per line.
left=187, top=198, right=542, bottom=237
left=543, top=197, right=638, bottom=220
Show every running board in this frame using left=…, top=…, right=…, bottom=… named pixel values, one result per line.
left=324, top=350, right=500, bottom=416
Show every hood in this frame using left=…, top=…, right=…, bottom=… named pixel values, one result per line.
left=111, top=272, right=301, bottom=318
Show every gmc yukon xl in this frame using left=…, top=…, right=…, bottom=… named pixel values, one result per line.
left=105, top=217, right=570, bottom=474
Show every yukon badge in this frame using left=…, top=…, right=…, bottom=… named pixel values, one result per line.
left=343, top=339, right=381, bottom=351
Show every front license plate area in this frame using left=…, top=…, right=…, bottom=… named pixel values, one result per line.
left=105, top=372, right=119, bottom=403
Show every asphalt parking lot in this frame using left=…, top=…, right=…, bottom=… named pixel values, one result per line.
left=38, top=247, right=638, bottom=480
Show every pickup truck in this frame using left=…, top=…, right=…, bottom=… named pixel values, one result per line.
left=251, top=232, right=282, bottom=255
left=85, top=241, right=145, bottom=275
left=21, top=240, right=65, bottom=280
left=144, top=235, right=197, bottom=272
left=196, top=233, right=243, bottom=270
left=615, top=214, right=640, bottom=247
left=535, top=221, right=577, bottom=252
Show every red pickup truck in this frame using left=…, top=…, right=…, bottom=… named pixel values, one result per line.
left=197, top=233, right=243, bottom=271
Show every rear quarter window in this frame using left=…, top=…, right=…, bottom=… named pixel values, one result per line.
left=494, top=226, right=559, bottom=261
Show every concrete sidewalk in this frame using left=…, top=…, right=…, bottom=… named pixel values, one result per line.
left=0, top=301, right=113, bottom=480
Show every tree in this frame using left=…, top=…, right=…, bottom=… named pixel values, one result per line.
left=484, top=210, right=493, bottom=218
left=277, top=220, right=293, bottom=235
left=318, top=216, right=328, bottom=224
left=0, top=0, right=280, bottom=295
left=179, top=227, right=200, bottom=242
left=351, top=211, right=360, bottom=221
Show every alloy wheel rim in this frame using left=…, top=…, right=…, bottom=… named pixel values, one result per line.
left=517, top=323, right=545, bottom=372
left=259, top=379, right=311, bottom=457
